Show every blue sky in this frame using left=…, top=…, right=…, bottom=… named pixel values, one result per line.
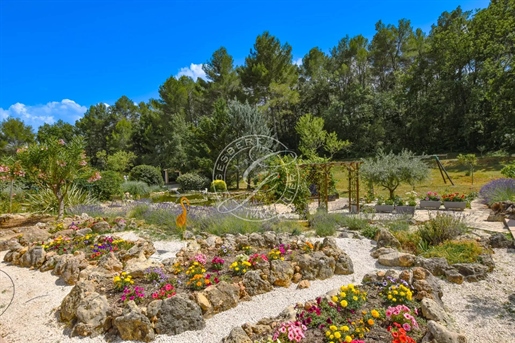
left=0, top=0, right=490, bottom=130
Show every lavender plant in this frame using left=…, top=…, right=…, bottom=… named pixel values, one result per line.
left=479, top=178, right=515, bottom=206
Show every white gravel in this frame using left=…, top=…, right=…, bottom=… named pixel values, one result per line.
left=0, top=237, right=514, bottom=343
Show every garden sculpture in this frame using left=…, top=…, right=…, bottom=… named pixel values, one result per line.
left=176, top=197, right=190, bottom=229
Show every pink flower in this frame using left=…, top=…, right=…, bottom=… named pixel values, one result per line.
left=165, top=284, right=172, bottom=291
left=403, top=323, right=411, bottom=331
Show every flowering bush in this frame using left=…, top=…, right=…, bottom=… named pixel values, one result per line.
left=42, top=235, right=71, bottom=255
left=385, top=305, right=419, bottom=332
left=151, top=283, right=176, bottom=300
left=479, top=178, right=515, bottom=206
left=388, top=323, right=416, bottom=343
left=230, top=254, right=251, bottom=275
left=325, top=324, right=356, bottom=343
left=381, top=280, right=413, bottom=305
left=185, top=261, right=206, bottom=276
left=113, top=271, right=134, bottom=291
left=240, top=245, right=252, bottom=254
left=441, top=192, right=466, bottom=202
left=145, top=267, right=168, bottom=285
left=211, top=256, right=225, bottom=271
left=272, top=321, right=307, bottom=342
left=193, top=253, right=207, bottom=264
left=248, top=253, right=268, bottom=267
left=120, top=286, right=145, bottom=304
left=330, top=283, right=367, bottom=310
left=186, top=273, right=219, bottom=290
left=171, top=261, right=183, bottom=275
left=302, top=241, right=314, bottom=253
left=218, top=245, right=230, bottom=256
left=423, top=191, right=441, bottom=201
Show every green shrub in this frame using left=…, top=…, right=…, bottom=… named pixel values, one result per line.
left=121, top=181, right=150, bottom=197
left=129, top=165, right=163, bottom=186
left=75, top=170, right=123, bottom=201
left=339, top=215, right=372, bottom=231
left=210, top=179, right=227, bottom=192
left=386, top=219, right=410, bottom=232
left=422, top=240, right=484, bottom=264
left=501, top=163, right=515, bottom=178
left=361, top=225, right=379, bottom=239
left=176, top=173, right=210, bottom=191
left=391, top=230, right=422, bottom=255
left=311, top=211, right=338, bottom=237
left=417, top=213, right=468, bottom=246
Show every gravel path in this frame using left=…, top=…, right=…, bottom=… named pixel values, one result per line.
left=0, top=236, right=514, bottom=343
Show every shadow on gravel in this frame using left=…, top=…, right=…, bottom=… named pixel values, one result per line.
left=463, top=294, right=505, bottom=321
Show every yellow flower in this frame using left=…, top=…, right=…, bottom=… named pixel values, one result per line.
left=387, top=294, right=392, bottom=300
left=329, top=325, right=337, bottom=331
left=113, top=276, right=121, bottom=283
left=340, top=325, right=350, bottom=332
left=368, top=319, right=374, bottom=325
left=353, top=296, right=358, bottom=301
left=235, top=267, right=239, bottom=271
left=121, top=272, right=127, bottom=275
left=392, top=298, right=397, bottom=302
left=345, top=335, right=352, bottom=342
left=325, top=331, right=331, bottom=337
left=400, top=291, right=405, bottom=296
left=334, top=331, right=341, bottom=339
left=332, top=296, right=338, bottom=302
left=371, top=309, right=380, bottom=318
left=393, top=290, right=398, bottom=295
left=340, top=300, right=348, bottom=307
left=340, top=292, right=346, bottom=298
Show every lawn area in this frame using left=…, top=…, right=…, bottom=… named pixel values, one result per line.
left=332, top=155, right=514, bottom=201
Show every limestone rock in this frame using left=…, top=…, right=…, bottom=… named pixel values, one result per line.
left=297, top=280, right=310, bottom=289
left=444, top=269, right=464, bottom=284
left=375, top=228, right=401, bottom=249
left=221, top=326, right=252, bottom=343
left=415, top=257, right=450, bottom=277
left=119, top=239, right=156, bottom=262
left=91, top=221, right=111, bottom=233
left=154, top=296, right=205, bottom=335
left=452, top=263, right=489, bottom=282
left=377, top=252, right=416, bottom=267
left=18, top=227, right=51, bottom=245
left=269, top=259, right=294, bottom=287
left=97, top=251, right=123, bottom=272
left=421, top=298, right=458, bottom=331
left=424, top=320, right=467, bottom=343
left=113, top=301, right=155, bottom=342
left=195, top=292, right=213, bottom=315
left=60, top=281, right=96, bottom=322
left=124, top=258, right=162, bottom=278
left=488, top=233, right=513, bottom=248
left=72, top=292, right=109, bottom=337
left=371, top=247, right=397, bottom=258
left=20, top=245, right=46, bottom=268
left=53, top=252, right=87, bottom=285
left=242, top=270, right=273, bottom=296
left=203, top=281, right=239, bottom=314
left=411, top=267, right=443, bottom=305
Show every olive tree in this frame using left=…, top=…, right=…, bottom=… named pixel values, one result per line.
left=457, top=153, right=477, bottom=185
left=361, top=150, right=429, bottom=200
left=17, top=136, right=99, bottom=219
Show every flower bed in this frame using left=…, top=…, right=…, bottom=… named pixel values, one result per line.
left=222, top=271, right=467, bottom=343
left=3, top=223, right=355, bottom=341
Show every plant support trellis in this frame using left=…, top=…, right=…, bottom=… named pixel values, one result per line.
left=299, top=161, right=362, bottom=213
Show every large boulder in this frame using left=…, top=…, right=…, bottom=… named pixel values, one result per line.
left=72, top=292, right=110, bottom=337
left=154, top=296, right=205, bottom=335
left=118, top=239, right=156, bottom=262
left=91, top=221, right=111, bottom=233
left=52, top=252, right=88, bottom=285
left=242, top=270, right=273, bottom=296
left=60, top=281, right=96, bottom=322
left=374, top=228, right=401, bottom=249
left=113, top=301, right=155, bottom=342
left=415, top=257, right=450, bottom=277
left=421, top=298, right=458, bottom=331
left=20, top=245, right=46, bottom=268
left=18, top=226, right=51, bottom=245
left=97, top=251, right=123, bottom=272
left=411, top=267, right=443, bottom=305
left=202, top=281, right=239, bottom=315
left=488, top=233, right=513, bottom=248
left=269, top=260, right=294, bottom=287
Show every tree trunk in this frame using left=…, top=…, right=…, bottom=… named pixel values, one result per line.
left=56, top=189, right=65, bottom=220
left=8, top=178, right=14, bottom=213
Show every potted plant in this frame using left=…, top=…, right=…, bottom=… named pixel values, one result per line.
left=375, top=196, right=394, bottom=213
left=394, top=194, right=416, bottom=215
left=442, top=192, right=467, bottom=210
left=419, top=191, right=442, bottom=210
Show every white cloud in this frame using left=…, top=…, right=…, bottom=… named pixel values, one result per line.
left=176, top=63, right=207, bottom=81
left=294, top=58, right=303, bottom=67
left=0, top=99, right=87, bottom=129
